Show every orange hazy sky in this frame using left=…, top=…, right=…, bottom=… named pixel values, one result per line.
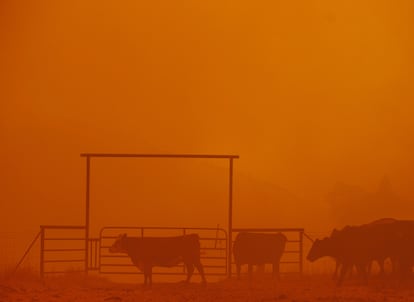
left=1, top=0, right=414, bottom=244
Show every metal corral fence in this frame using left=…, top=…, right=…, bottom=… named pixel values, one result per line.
left=34, top=225, right=316, bottom=278
left=99, top=226, right=228, bottom=277
left=231, top=228, right=305, bottom=276
left=39, top=225, right=89, bottom=276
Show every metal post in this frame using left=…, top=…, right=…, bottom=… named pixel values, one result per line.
left=40, top=226, right=45, bottom=278
left=228, top=158, right=233, bottom=278
left=299, top=230, right=303, bottom=275
left=95, top=239, right=99, bottom=270
left=85, top=156, right=90, bottom=274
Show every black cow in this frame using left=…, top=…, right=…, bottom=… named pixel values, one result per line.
left=307, top=219, right=407, bottom=285
left=109, top=233, right=206, bottom=286
left=233, top=232, right=287, bottom=280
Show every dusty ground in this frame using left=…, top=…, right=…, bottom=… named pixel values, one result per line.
left=2, top=274, right=414, bottom=302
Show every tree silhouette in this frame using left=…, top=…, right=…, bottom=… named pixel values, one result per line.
left=327, top=176, right=400, bottom=226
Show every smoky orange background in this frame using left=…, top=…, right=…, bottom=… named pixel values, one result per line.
left=1, top=1, right=414, bottom=265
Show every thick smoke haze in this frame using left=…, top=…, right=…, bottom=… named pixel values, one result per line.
left=1, top=0, right=414, bottom=267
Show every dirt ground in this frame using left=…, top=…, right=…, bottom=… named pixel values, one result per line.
left=2, top=273, right=414, bottom=302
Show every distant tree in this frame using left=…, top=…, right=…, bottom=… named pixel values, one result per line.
left=327, top=182, right=371, bottom=226
left=326, top=176, right=414, bottom=226
left=373, top=175, right=400, bottom=218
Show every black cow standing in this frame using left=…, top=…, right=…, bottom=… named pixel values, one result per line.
left=233, top=232, right=287, bottom=280
left=109, top=233, right=207, bottom=286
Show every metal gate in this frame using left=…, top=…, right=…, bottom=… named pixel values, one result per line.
left=39, top=225, right=87, bottom=277
left=99, top=226, right=228, bottom=276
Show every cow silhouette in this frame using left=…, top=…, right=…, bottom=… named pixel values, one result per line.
left=233, top=232, right=287, bottom=280
left=110, top=233, right=206, bottom=287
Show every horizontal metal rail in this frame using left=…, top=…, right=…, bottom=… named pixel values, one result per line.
left=100, top=245, right=226, bottom=251
left=44, top=238, right=86, bottom=241
left=233, top=228, right=304, bottom=233
left=100, top=225, right=228, bottom=232
left=200, top=256, right=226, bottom=260
left=100, top=236, right=227, bottom=241
left=281, top=261, right=302, bottom=264
left=100, top=271, right=227, bottom=276
left=44, top=259, right=85, bottom=263
left=101, top=263, right=226, bottom=268
left=80, top=153, right=239, bottom=159
left=40, top=225, right=86, bottom=230
left=43, top=270, right=85, bottom=274
left=43, top=248, right=85, bottom=252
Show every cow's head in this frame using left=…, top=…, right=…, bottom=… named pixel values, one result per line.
left=307, top=237, right=331, bottom=262
left=109, top=233, right=128, bottom=253
left=330, top=228, right=339, bottom=237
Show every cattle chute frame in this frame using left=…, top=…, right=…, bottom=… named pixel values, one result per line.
left=81, top=153, right=239, bottom=277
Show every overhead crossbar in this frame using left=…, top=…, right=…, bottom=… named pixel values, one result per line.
left=80, top=153, right=239, bottom=159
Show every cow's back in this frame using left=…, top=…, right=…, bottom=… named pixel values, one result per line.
left=138, top=234, right=201, bottom=265
left=233, top=232, right=287, bottom=265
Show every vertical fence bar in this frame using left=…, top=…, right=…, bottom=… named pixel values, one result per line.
left=183, top=228, right=186, bottom=273
left=299, top=230, right=303, bottom=275
left=95, top=240, right=98, bottom=270
left=85, top=156, right=90, bottom=274
left=40, top=226, right=45, bottom=278
left=89, top=240, right=93, bottom=270
left=228, top=158, right=233, bottom=278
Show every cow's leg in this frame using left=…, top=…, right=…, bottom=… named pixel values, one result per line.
left=143, top=265, right=153, bottom=288
left=272, top=261, right=280, bottom=279
left=194, top=262, right=207, bottom=284
left=356, top=263, right=368, bottom=284
left=333, top=260, right=341, bottom=280
left=248, top=264, right=253, bottom=281
left=143, top=272, right=148, bottom=287
left=390, top=257, right=398, bottom=276
left=337, top=262, right=351, bottom=286
left=185, top=263, right=195, bottom=283
left=377, top=259, right=385, bottom=276
left=236, top=263, right=241, bottom=280
left=366, top=260, right=373, bottom=276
